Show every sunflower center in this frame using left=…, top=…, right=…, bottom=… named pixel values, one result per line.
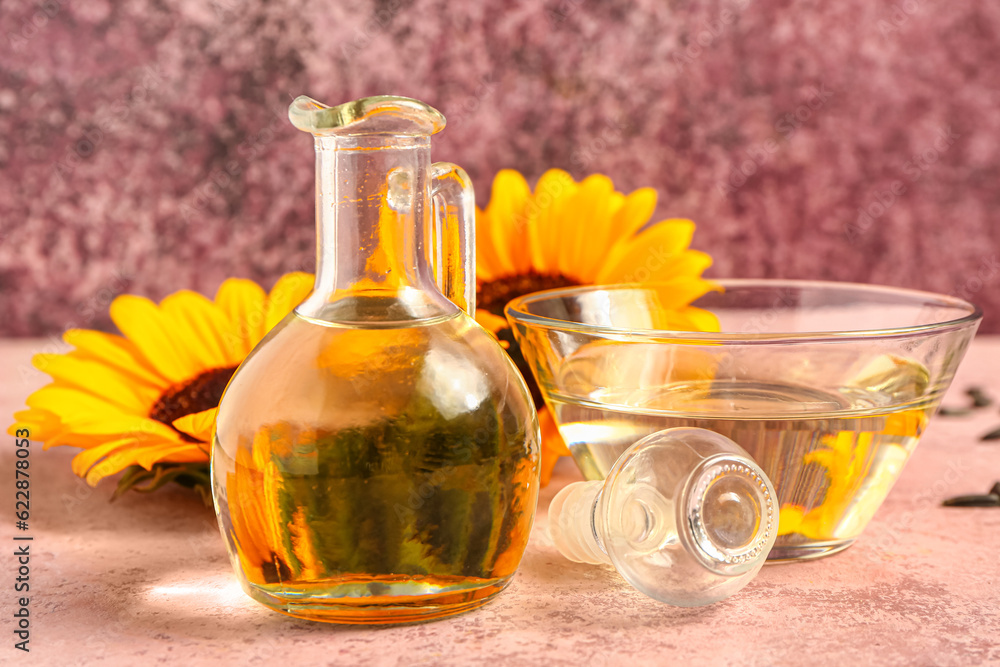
left=476, top=271, right=579, bottom=317
left=150, top=366, right=238, bottom=441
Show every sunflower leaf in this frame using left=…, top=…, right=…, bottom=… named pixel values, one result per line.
left=112, top=462, right=213, bottom=507
left=112, top=465, right=158, bottom=501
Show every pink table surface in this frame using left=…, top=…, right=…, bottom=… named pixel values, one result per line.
left=1, top=337, right=998, bottom=666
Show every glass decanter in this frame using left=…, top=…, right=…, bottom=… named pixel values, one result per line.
left=212, top=95, right=541, bottom=624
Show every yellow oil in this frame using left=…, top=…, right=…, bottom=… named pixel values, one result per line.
left=551, top=379, right=930, bottom=560
left=212, top=306, right=539, bottom=623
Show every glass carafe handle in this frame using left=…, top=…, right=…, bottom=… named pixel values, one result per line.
left=430, top=162, right=476, bottom=316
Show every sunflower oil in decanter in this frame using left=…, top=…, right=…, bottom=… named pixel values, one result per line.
left=213, top=302, right=538, bottom=624
left=212, top=94, right=540, bottom=624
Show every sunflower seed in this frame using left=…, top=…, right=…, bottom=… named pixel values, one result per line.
left=981, top=426, right=1000, bottom=441
left=942, top=494, right=1000, bottom=507
left=966, top=386, right=993, bottom=408
left=937, top=406, right=972, bottom=417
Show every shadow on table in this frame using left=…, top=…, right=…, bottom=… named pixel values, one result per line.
left=35, top=447, right=216, bottom=535
left=513, top=539, right=726, bottom=629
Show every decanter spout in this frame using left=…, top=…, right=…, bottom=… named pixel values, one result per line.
left=288, top=95, right=446, bottom=137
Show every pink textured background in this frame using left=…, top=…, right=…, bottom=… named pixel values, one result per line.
left=1, top=0, right=998, bottom=336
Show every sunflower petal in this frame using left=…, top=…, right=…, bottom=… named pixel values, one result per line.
left=10, top=408, right=62, bottom=440
left=26, top=386, right=132, bottom=423
left=160, top=291, right=236, bottom=368
left=264, top=272, right=313, bottom=334
left=45, top=430, right=130, bottom=449
left=83, top=441, right=208, bottom=486
left=63, top=329, right=168, bottom=387
left=474, top=310, right=509, bottom=335
left=660, top=249, right=714, bottom=280
left=49, top=414, right=178, bottom=440
left=603, top=249, right=714, bottom=286
left=571, top=188, right=627, bottom=283
left=173, top=407, right=218, bottom=443
left=215, top=278, right=267, bottom=357
left=32, top=354, right=159, bottom=414
left=645, top=305, right=723, bottom=332
left=475, top=209, right=502, bottom=281
left=69, top=429, right=184, bottom=483
left=559, top=174, right=616, bottom=281
left=669, top=306, right=722, bottom=332
left=643, top=277, right=723, bottom=310
left=110, top=295, right=203, bottom=383
left=485, top=170, right=533, bottom=275
left=135, top=443, right=210, bottom=469
left=73, top=437, right=149, bottom=481
left=778, top=505, right=807, bottom=537
left=74, top=430, right=212, bottom=484
left=596, top=220, right=699, bottom=284
left=647, top=218, right=697, bottom=253
left=527, top=169, right=577, bottom=274
left=611, top=187, right=658, bottom=239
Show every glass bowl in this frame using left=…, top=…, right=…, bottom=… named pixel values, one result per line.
left=505, top=280, right=981, bottom=561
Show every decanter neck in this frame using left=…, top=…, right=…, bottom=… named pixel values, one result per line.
left=295, top=134, right=456, bottom=324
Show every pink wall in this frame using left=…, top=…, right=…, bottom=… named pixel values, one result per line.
left=1, top=0, right=997, bottom=336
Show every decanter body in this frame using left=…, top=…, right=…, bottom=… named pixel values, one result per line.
left=211, top=96, right=540, bottom=624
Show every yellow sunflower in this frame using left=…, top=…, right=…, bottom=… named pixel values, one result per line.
left=777, top=407, right=928, bottom=540
left=8, top=272, right=314, bottom=499
left=474, top=169, right=719, bottom=485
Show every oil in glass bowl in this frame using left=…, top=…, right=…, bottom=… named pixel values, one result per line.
left=550, top=354, right=932, bottom=560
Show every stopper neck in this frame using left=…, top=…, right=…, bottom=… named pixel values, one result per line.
left=548, top=481, right=611, bottom=565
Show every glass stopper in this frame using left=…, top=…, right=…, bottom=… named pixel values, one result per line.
left=548, top=427, right=777, bottom=607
